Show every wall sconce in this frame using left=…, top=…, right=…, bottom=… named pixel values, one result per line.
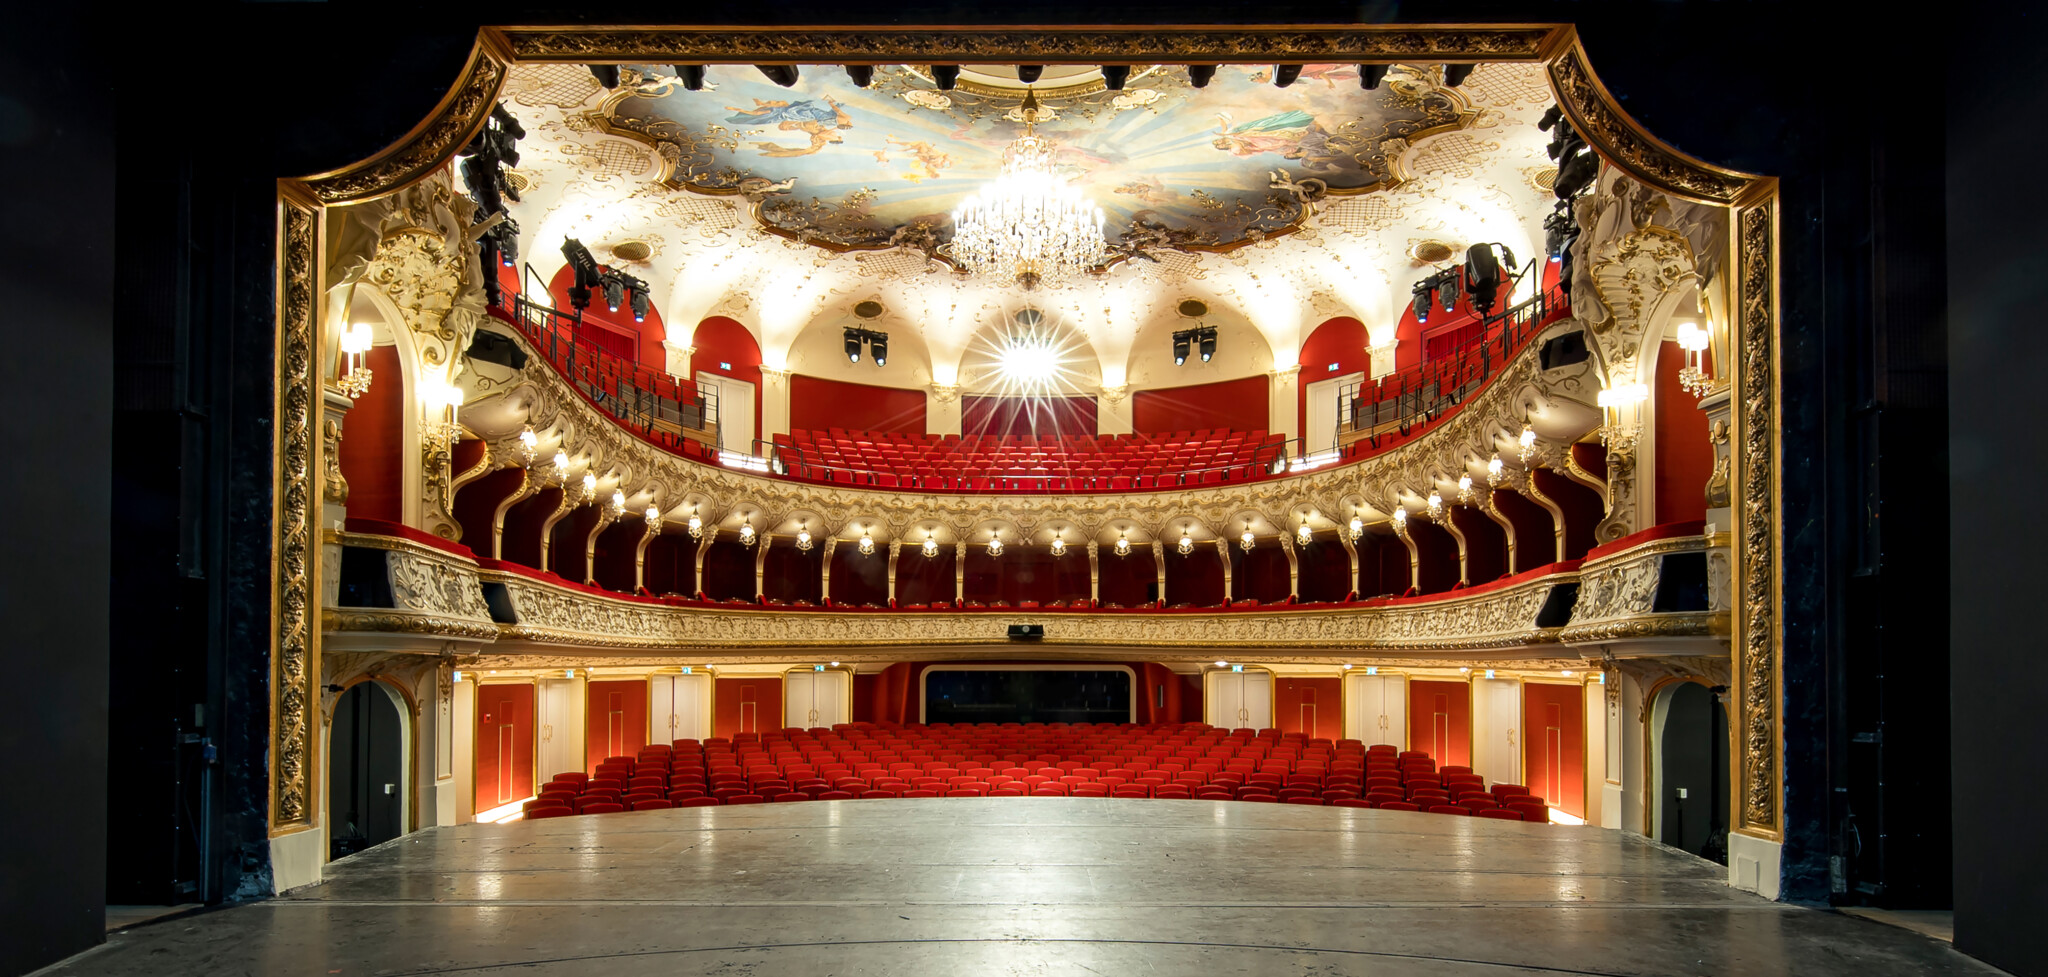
left=644, top=506, right=663, bottom=532
left=420, top=378, right=464, bottom=456
left=606, top=488, right=626, bottom=519
left=1596, top=382, right=1650, bottom=450
left=858, top=526, right=876, bottom=556
left=986, top=531, right=1004, bottom=558
left=795, top=525, right=813, bottom=552
left=338, top=322, right=374, bottom=399
left=1517, top=423, right=1538, bottom=464
left=1487, top=455, right=1506, bottom=486
left=1177, top=529, right=1195, bottom=556
left=1050, top=533, right=1067, bottom=557
left=1390, top=506, right=1408, bottom=532
left=1239, top=528, right=1255, bottom=552
left=738, top=523, right=757, bottom=547
left=1677, top=321, right=1714, bottom=396
left=920, top=530, right=938, bottom=558
left=1457, top=473, right=1476, bottom=504
left=579, top=472, right=598, bottom=506
left=1296, top=523, right=1312, bottom=546
left=1114, top=529, right=1131, bottom=557
left=517, top=426, right=538, bottom=466
left=551, top=451, right=572, bottom=487
left=1427, top=491, right=1445, bottom=520
left=1347, top=516, right=1363, bottom=541
left=687, top=509, right=704, bottom=539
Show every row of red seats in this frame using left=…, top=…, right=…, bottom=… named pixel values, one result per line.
left=771, top=428, right=1287, bottom=492
left=521, top=723, right=1550, bottom=823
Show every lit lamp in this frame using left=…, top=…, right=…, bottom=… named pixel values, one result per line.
left=1239, top=528, right=1255, bottom=552
left=987, top=531, right=1004, bottom=558
left=1596, top=382, right=1650, bottom=450
left=858, top=526, right=876, bottom=556
left=1347, top=516, right=1363, bottom=541
left=337, top=322, right=374, bottom=398
left=421, top=378, right=463, bottom=455
left=1487, top=455, right=1506, bottom=486
left=1517, top=423, right=1539, bottom=464
left=1114, top=529, right=1131, bottom=557
left=1426, top=491, right=1445, bottom=520
left=579, top=472, right=598, bottom=506
left=517, top=427, right=538, bottom=466
left=687, top=509, right=704, bottom=539
left=644, top=506, right=663, bottom=532
left=1050, top=533, right=1067, bottom=557
left=607, top=489, right=626, bottom=519
left=1296, top=523, right=1312, bottom=546
left=920, top=531, right=938, bottom=558
left=1676, top=321, right=1714, bottom=396
left=1457, top=473, right=1476, bottom=504
left=1389, top=506, right=1408, bottom=533
left=1178, top=530, right=1194, bottom=556
left=738, top=523, right=757, bottom=547
left=796, top=525, right=813, bottom=552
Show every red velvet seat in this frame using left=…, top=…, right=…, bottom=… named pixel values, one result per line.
left=675, top=797, right=721, bottom=808
left=1477, top=808, right=1525, bottom=821
left=1377, top=800, right=1420, bottom=812
left=578, top=801, right=624, bottom=814
left=726, top=795, right=766, bottom=805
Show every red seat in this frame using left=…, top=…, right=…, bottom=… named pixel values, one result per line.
left=1283, top=796, right=1324, bottom=806
left=1331, top=799, right=1372, bottom=809
left=578, top=801, right=624, bottom=814
left=524, top=805, right=574, bottom=820
left=1377, top=800, right=1419, bottom=812
left=1477, top=808, right=1525, bottom=821
left=675, top=797, right=721, bottom=808
left=632, top=799, right=674, bottom=811
left=817, top=791, right=855, bottom=801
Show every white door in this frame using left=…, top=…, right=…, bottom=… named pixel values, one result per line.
left=1304, top=371, right=1364, bottom=456
left=650, top=673, right=713, bottom=743
left=697, top=371, right=755, bottom=454
left=536, top=678, right=580, bottom=780
left=1344, top=673, right=1407, bottom=748
left=1473, top=678, right=1522, bottom=787
left=784, top=670, right=851, bottom=730
left=1205, top=670, right=1273, bottom=730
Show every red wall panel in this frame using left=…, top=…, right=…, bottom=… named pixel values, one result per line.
left=961, top=395, right=1097, bottom=438
left=1230, top=547, right=1292, bottom=604
left=1492, top=489, right=1556, bottom=572
left=1408, top=680, right=1472, bottom=768
left=499, top=487, right=565, bottom=570
left=475, top=683, right=535, bottom=810
left=1409, top=519, right=1461, bottom=593
left=713, top=677, right=783, bottom=739
left=336, top=344, right=405, bottom=523
left=1277, top=677, right=1343, bottom=741
left=790, top=374, right=927, bottom=435
left=1450, top=506, right=1511, bottom=584
left=547, top=505, right=606, bottom=583
left=585, top=680, right=649, bottom=771
left=1652, top=342, right=1712, bottom=524
left=1131, top=375, right=1269, bottom=436
left=1522, top=682, right=1587, bottom=818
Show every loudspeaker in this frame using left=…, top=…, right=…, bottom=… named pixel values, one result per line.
left=1539, top=331, right=1590, bottom=370
left=466, top=330, right=528, bottom=370
left=1007, top=624, right=1044, bottom=641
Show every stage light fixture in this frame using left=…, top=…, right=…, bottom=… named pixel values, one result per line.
left=1273, top=64, right=1302, bottom=87
left=756, top=64, right=800, bottom=87
left=844, top=327, right=888, bottom=366
left=931, top=65, right=960, bottom=90
left=603, top=275, right=625, bottom=313
left=628, top=286, right=649, bottom=323
left=1172, top=331, right=1191, bottom=366
left=561, top=238, right=602, bottom=315
left=845, top=328, right=863, bottom=363
left=672, top=65, right=705, bottom=90
left=1016, top=65, right=1043, bottom=83
left=1444, top=64, right=1475, bottom=86
left=1198, top=327, right=1217, bottom=363
left=1359, top=65, right=1389, bottom=89
left=1100, top=65, right=1131, bottom=90
left=869, top=333, right=887, bottom=367
left=845, top=65, right=875, bottom=87
left=1187, top=65, right=1217, bottom=88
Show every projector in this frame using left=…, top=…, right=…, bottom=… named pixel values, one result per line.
left=1007, top=624, right=1045, bottom=641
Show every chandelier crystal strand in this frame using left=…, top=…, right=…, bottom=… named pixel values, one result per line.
left=944, top=90, right=1106, bottom=290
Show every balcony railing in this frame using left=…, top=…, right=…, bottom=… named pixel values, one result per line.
left=500, top=293, right=722, bottom=457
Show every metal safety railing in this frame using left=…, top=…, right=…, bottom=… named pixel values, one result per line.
left=496, top=289, right=721, bottom=459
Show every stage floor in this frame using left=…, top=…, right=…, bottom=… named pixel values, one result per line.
left=48, top=799, right=2001, bottom=976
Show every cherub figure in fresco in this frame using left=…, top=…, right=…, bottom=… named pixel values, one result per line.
left=730, top=97, right=855, bottom=158
left=886, top=136, right=955, bottom=181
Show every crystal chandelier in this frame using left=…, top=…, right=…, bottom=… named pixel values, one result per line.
left=986, top=532, right=1004, bottom=558
left=943, top=90, right=1105, bottom=290
left=859, top=527, right=876, bottom=556
left=795, top=525, right=813, bottom=552
left=1050, top=534, right=1067, bottom=558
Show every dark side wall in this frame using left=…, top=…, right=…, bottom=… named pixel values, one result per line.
left=1948, top=10, right=2047, bottom=976
left=0, top=8, right=111, bottom=973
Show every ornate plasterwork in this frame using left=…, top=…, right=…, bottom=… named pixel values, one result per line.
left=272, top=191, right=321, bottom=829
left=1547, top=41, right=1758, bottom=206
left=1735, top=199, right=1781, bottom=836
left=1558, top=534, right=1726, bottom=644
left=303, top=45, right=506, bottom=204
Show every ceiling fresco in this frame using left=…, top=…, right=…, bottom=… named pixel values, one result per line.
left=599, top=64, right=1474, bottom=257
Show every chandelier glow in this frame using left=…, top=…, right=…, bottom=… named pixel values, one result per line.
left=858, top=527, right=875, bottom=556
left=1177, top=532, right=1194, bottom=556
left=986, top=532, right=1004, bottom=558
left=921, top=532, right=938, bottom=558
left=738, top=523, right=756, bottom=547
left=943, top=91, right=1105, bottom=290
left=1050, top=535, right=1066, bottom=557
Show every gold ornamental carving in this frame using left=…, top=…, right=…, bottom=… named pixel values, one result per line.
left=1547, top=42, right=1757, bottom=205
left=302, top=47, right=507, bottom=204
left=491, top=26, right=1562, bottom=64
left=1734, top=199, right=1782, bottom=835
left=272, top=191, right=320, bottom=828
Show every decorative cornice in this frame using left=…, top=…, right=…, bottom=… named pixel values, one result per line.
left=327, top=608, right=503, bottom=641
left=489, top=25, right=1564, bottom=64
left=1546, top=39, right=1762, bottom=206
left=302, top=45, right=506, bottom=204
left=1558, top=611, right=1725, bottom=645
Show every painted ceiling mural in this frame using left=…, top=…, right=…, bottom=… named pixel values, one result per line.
left=601, top=65, right=1473, bottom=257
left=493, top=60, right=1560, bottom=384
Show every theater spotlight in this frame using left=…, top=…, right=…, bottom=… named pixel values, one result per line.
left=1172, top=331, right=1191, bottom=366
left=1359, top=64, right=1389, bottom=89
left=627, top=286, right=649, bottom=323
left=845, top=328, right=863, bottom=364
left=756, top=64, right=800, bottom=87
left=844, top=328, right=888, bottom=366
left=1412, top=280, right=1434, bottom=324
left=1444, top=64, right=1475, bottom=86
left=602, top=274, right=625, bottom=314
left=588, top=65, right=620, bottom=89
left=1100, top=65, right=1131, bottom=90
left=1187, top=64, right=1217, bottom=88
left=845, top=65, right=875, bottom=87
left=1198, top=327, right=1217, bottom=363
left=931, top=65, right=960, bottom=90
left=1272, top=64, right=1302, bottom=88
left=561, top=238, right=601, bottom=316
left=1464, top=243, right=1505, bottom=314
left=672, top=64, right=705, bottom=90
left=869, top=333, right=887, bottom=367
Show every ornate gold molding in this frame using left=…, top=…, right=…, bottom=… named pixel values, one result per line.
left=1734, top=196, right=1783, bottom=837
left=300, top=45, right=507, bottom=204
left=489, top=25, right=1565, bottom=64
left=1546, top=38, right=1763, bottom=205
left=327, top=608, right=503, bottom=641
left=272, top=186, right=322, bottom=830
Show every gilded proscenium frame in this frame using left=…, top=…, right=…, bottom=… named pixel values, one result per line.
left=278, top=23, right=1782, bottom=850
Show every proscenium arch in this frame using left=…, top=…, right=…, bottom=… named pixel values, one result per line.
left=276, top=24, right=1784, bottom=857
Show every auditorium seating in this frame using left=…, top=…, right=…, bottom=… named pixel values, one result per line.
left=770, top=429, right=1289, bottom=493
left=520, top=723, right=1554, bottom=825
